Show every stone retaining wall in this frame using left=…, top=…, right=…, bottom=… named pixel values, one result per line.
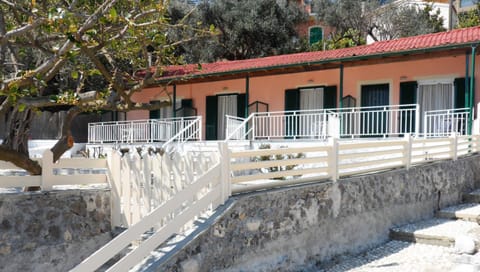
left=157, top=154, right=480, bottom=271
left=0, top=189, right=112, bottom=272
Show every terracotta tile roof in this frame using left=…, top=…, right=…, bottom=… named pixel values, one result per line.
left=155, top=26, right=480, bottom=80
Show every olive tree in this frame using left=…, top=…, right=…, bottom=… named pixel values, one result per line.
left=0, top=0, right=212, bottom=176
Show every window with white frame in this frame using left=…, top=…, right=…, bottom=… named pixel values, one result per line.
left=300, top=87, right=324, bottom=110
left=417, top=78, right=454, bottom=133
left=217, top=94, right=238, bottom=140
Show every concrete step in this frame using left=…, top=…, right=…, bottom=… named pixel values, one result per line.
left=463, top=189, right=480, bottom=203
left=390, top=218, right=480, bottom=247
left=437, top=203, right=480, bottom=222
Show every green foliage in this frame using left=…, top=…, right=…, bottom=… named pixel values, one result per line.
left=255, top=143, right=305, bottom=180
left=169, top=0, right=308, bottom=62
left=458, top=3, right=480, bottom=28
left=310, top=0, right=446, bottom=50
left=0, top=0, right=213, bottom=109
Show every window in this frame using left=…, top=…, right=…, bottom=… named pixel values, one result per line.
left=417, top=79, right=454, bottom=134
left=460, top=0, right=475, bottom=8
left=309, top=26, right=323, bottom=45
left=417, top=79, right=454, bottom=114
left=149, top=99, right=181, bottom=119
left=300, top=88, right=324, bottom=110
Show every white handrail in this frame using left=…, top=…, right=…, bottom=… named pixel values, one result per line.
left=71, top=162, right=223, bottom=272
left=161, top=116, right=202, bottom=152
left=224, top=113, right=255, bottom=141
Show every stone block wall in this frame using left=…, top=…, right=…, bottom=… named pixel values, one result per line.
left=157, top=154, right=480, bottom=271
left=0, top=189, right=112, bottom=272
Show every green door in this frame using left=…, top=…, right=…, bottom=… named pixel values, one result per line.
left=361, top=84, right=389, bottom=136
left=205, top=96, right=218, bottom=140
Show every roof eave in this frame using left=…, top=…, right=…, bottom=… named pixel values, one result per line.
left=154, top=41, right=480, bottom=85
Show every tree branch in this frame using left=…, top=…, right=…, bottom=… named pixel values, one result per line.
left=0, top=145, right=41, bottom=175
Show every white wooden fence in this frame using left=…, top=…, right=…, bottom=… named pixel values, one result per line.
left=0, top=150, right=107, bottom=190
left=72, top=144, right=225, bottom=272
left=1, top=134, right=479, bottom=271
left=228, top=134, right=480, bottom=193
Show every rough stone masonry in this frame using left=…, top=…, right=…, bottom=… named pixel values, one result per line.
left=155, top=154, right=480, bottom=272
left=0, top=188, right=112, bottom=272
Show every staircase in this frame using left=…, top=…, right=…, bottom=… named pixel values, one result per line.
left=390, top=189, right=480, bottom=253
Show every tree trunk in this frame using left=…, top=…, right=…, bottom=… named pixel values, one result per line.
left=1, top=107, right=42, bottom=176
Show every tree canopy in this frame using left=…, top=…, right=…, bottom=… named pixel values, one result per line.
left=311, top=0, right=445, bottom=49
left=458, top=2, right=480, bottom=28
left=0, top=0, right=212, bottom=176
left=169, top=0, right=308, bottom=62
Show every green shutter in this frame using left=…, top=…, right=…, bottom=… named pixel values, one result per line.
left=309, top=27, right=323, bottom=45
left=285, top=89, right=300, bottom=111
left=285, top=89, right=299, bottom=138
left=399, top=81, right=417, bottom=134
left=237, top=93, right=247, bottom=117
left=399, top=81, right=417, bottom=105
left=205, top=96, right=218, bottom=140
left=454, top=78, right=467, bottom=109
left=181, top=99, right=193, bottom=108
left=149, top=101, right=160, bottom=119
left=323, top=86, right=337, bottom=109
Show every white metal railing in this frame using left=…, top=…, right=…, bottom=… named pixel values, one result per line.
left=336, top=104, right=419, bottom=138
left=225, top=114, right=254, bottom=140
left=161, top=116, right=202, bottom=153
left=253, top=109, right=330, bottom=140
left=424, top=108, right=471, bottom=137
left=88, top=116, right=201, bottom=144
left=225, top=104, right=419, bottom=141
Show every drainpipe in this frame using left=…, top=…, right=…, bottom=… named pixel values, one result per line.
left=173, top=83, right=177, bottom=118
left=466, top=52, right=470, bottom=109
left=245, top=75, right=250, bottom=117
left=339, top=64, right=344, bottom=137
left=469, top=45, right=477, bottom=135
left=339, top=64, right=344, bottom=109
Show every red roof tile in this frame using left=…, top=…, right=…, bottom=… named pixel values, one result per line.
left=156, top=26, right=480, bottom=80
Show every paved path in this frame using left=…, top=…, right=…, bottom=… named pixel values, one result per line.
left=312, top=240, right=480, bottom=272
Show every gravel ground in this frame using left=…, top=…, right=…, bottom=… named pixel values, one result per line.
left=313, top=240, right=480, bottom=272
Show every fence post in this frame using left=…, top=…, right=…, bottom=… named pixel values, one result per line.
left=107, top=150, right=122, bottom=229
left=219, top=142, right=231, bottom=203
left=404, top=133, right=412, bottom=169
left=41, top=150, right=54, bottom=190
left=415, top=104, right=420, bottom=137
left=451, top=132, right=458, bottom=161
left=328, top=137, right=339, bottom=182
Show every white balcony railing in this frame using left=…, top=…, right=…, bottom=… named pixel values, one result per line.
left=88, top=116, right=201, bottom=144
left=225, top=104, right=419, bottom=141
left=424, top=108, right=470, bottom=137
left=336, top=104, right=419, bottom=138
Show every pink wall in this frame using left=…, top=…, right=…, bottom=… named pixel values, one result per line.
left=129, top=53, right=480, bottom=138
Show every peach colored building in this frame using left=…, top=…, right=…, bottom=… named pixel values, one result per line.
left=130, top=26, right=480, bottom=140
